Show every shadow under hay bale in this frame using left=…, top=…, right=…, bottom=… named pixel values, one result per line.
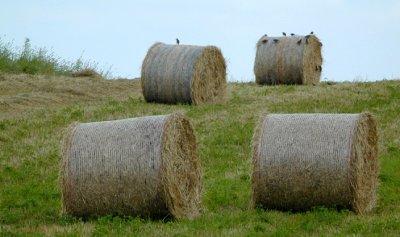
left=252, top=113, right=378, bottom=214
left=141, top=42, right=226, bottom=105
left=61, top=113, right=202, bottom=219
left=254, top=34, right=323, bottom=85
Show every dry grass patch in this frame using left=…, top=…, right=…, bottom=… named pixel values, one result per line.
left=0, top=73, right=141, bottom=119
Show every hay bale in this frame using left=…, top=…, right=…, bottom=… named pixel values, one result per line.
left=252, top=113, right=378, bottom=214
left=61, top=113, right=201, bottom=219
left=254, top=34, right=323, bottom=85
left=141, top=42, right=226, bottom=105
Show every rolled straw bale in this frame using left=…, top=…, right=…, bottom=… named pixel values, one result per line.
left=141, top=42, right=226, bottom=105
left=254, top=34, right=323, bottom=85
left=61, top=113, right=201, bottom=219
left=252, top=113, right=378, bottom=214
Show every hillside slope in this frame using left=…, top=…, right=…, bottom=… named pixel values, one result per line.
left=0, top=74, right=399, bottom=236
left=0, top=73, right=141, bottom=119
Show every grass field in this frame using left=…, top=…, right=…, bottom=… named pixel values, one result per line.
left=0, top=73, right=399, bottom=236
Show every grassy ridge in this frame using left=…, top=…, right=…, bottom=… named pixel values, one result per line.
left=0, top=37, right=109, bottom=78
left=0, top=75, right=399, bottom=236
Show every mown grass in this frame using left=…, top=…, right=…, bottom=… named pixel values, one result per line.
left=0, top=75, right=399, bottom=236
left=0, top=37, right=109, bottom=78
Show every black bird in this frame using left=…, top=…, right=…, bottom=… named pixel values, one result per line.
left=297, top=39, right=302, bottom=45
left=319, top=65, right=322, bottom=72
left=273, top=39, right=279, bottom=43
left=319, top=42, right=323, bottom=47
left=264, top=34, right=268, bottom=37
left=310, top=31, right=314, bottom=35
left=290, top=33, right=295, bottom=36
left=262, top=39, right=268, bottom=43
left=305, top=35, right=310, bottom=44
left=176, top=38, right=180, bottom=45
left=282, top=32, right=286, bottom=36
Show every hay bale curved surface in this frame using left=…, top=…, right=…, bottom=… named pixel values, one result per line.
left=141, top=42, right=226, bottom=105
left=252, top=113, right=378, bottom=214
left=61, top=113, right=201, bottom=219
left=254, top=35, right=322, bottom=85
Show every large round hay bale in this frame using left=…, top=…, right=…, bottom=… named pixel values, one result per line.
left=254, top=34, right=323, bottom=85
left=252, top=113, right=378, bottom=214
left=61, top=113, right=201, bottom=219
left=141, top=42, right=226, bottom=105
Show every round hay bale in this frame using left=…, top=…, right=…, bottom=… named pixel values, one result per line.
left=251, top=113, right=378, bottom=214
left=61, top=113, right=201, bottom=219
left=254, top=34, right=323, bottom=85
left=141, top=42, right=226, bottom=105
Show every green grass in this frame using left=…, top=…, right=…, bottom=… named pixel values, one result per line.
left=0, top=75, right=399, bottom=236
left=0, top=37, right=109, bottom=78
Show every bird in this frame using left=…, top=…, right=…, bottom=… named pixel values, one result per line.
left=319, top=65, right=322, bottom=72
left=305, top=35, right=310, bottom=44
left=310, top=31, right=314, bottom=35
left=264, top=34, right=268, bottom=37
left=297, top=39, right=302, bottom=45
left=290, top=33, right=295, bottom=36
left=282, top=32, right=286, bottom=36
left=176, top=38, right=180, bottom=45
left=262, top=39, right=268, bottom=43
left=273, top=39, right=279, bottom=43
left=319, top=42, right=323, bottom=47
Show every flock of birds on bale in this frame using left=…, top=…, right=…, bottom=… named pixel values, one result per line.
left=176, top=31, right=318, bottom=46
left=262, top=31, right=316, bottom=45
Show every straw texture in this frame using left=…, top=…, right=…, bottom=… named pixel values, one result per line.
left=141, top=43, right=226, bottom=105
left=252, top=113, right=378, bottom=214
left=254, top=35, right=323, bottom=85
left=61, top=113, right=201, bottom=219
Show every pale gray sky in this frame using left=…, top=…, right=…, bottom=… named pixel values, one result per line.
left=1, top=0, right=399, bottom=81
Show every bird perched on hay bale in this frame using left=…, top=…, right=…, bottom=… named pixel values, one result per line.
left=176, top=38, right=180, bottom=45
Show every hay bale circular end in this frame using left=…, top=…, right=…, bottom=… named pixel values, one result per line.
left=161, top=113, right=202, bottom=218
left=350, top=112, right=379, bottom=213
left=61, top=113, right=201, bottom=219
left=254, top=34, right=323, bottom=85
left=251, top=113, right=378, bottom=214
left=141, top=43, right=226, bottom=105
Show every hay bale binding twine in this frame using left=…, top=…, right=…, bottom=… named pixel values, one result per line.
left=252, top=113, right=378, bottom=214
left=61, top=113, right=201, bottom=219
left=254, top=34, right=323, bottom=85
left=141, top=42, right=226, bottom=105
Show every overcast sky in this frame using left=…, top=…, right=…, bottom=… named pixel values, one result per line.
left=1, top=0, right=399, bottom=81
